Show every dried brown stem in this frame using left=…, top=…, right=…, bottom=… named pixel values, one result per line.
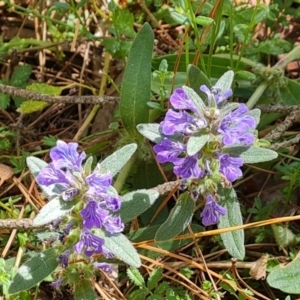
left=0, top=84, right=120, bottom=105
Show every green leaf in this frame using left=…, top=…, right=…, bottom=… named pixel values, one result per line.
left=225, top=146, right=278, bottom=163
left=10, top=65, right=32, bottom=87
left=33, top=198, right=74, bottom=226
left=8, top=248, right=58, bottom=294
left=155, top=281, right=169, bottom=294
left=113, top=7, right=136, bottom=38
left=136, top=123, right=163, bottom=143
left=279, top=78, right=300, bottom=105
left=0, top=93, right=10, bottom=109
left=182, top=86, right=205, bottom=112
left=147, top=268, right=163, bottom=290
left=99, top=143, right=137, bottom=177
left=26, top=82, right=62, bottom=95
left=187, top=64, right=212, bottom=99
left=155, top=192, right=195, bottom=242
left=16, top=82, right=61, bottom=114
left=120, top=23, right=154, bottom=137
left=218, top=187, right=245, bottom=260
left=267, top=258, right=300, bottom=294
left=195, top=15, right=214, bottom=26
left=120, top=189, right=160, bottom=223
left=100, top=232, right=141, bottom=267
left=214, top=70, right=234, bottom=95
left=271, top=224, right=296, bottom=248
left=128, top=289, right=150, bottom=300
left=74, top=279, right=97, bottom=300
left=17, top=100, right=48, bottom=114
left=127, top=267, right=145, bottom=287
left=187, top=134, right=209, bottom=156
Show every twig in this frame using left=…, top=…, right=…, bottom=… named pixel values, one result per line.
left=0, top=83, right=120, bottom=105
left=256, top=104, right=300, bottom=114
left=263, top=108, right=300, bottom=142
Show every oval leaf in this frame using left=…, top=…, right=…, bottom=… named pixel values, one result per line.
left=9, top=248, right=58, bottom=294
left=120, top=189, right=160, bottom=223
left=120, top=23, right=154, bottom=137
left=33, top=198, right=74, bottom=226
left=136, top=123, right=163, bottom=143
left=225, top=146, right=278, bottom=163
left=155, top=192, right=195, bottom=242
left=99, top=143, right=137, bottom=176
left=182, top=86, right=205, bottom=112
left=187, top=134, right=209, bottom=156
left=267, top=259, right=300, bottom=294
left=187, top=64, right=211, bottom=99
left=99, top=232, right=141, bottom=268
left=214, top=70, right=234, bottom=94
left=218, top=187, right=245, bottom=260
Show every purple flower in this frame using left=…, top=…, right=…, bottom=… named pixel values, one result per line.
left=218, top=154, right=243, bottom=182
left=218, top=104, right=256, bottom=146
left=153, top=138, right=186, bottom=164
left=74, top=228, right=104, bottom=257
left=50, top=140, right=86, bottom=171
left=160, top=88, right=207, bottom=136
left=103, top=195, right=121, bottom=212
left=170, top=88, right=200, bottom=113
left=80, top=199, right=109, bottom=229
left=86, top=171, right=112, bottom=194
left=51, top=279, right=64, bottom=289
left=200, top=194, right=227, bottom=226
left=94, top=262, right=113, bottom=274
left=103, top=216, right=124, bottom=234
left=37, top=163, right=74, bottom=186
left=200, top=85, right=233, bottom=105
left=61, top=187, right=79, bottom=202
left=58, top=250, right=71, bottom=268
left=173, top=154, right=204, bottom=179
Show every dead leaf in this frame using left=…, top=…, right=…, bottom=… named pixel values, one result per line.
left=249, top=255, right=269, bottom=280
left=0, top=164, right=13, bottom=187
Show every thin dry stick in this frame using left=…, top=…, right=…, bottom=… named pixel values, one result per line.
left=0, top=83, right=120, bottom=105
left=264, top=108, right=300, bottom=142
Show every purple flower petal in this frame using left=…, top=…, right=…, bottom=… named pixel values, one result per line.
left=51, top=279, right=64, bottom=289
left=86, top=171, right=112, bottom=194
left=94, top=262, right=113, bottom=274
left=173, top=154, right=204, bottom=179
left=170, top=88, right=199, bottom=113
left=161, top=110, right=194, bottom=135
left=200, top=85, right=233, bottom=105
left=153, top=138, right=185, bottom=164
left=200, top=194, right=227, bottom=226
left=103, top=195, right=121, bottom=212
left=58, top=250, right=71, bottom=268
left=80, top=199, right=109, bottom=229
left=50, top=140, right=86, bottom=171
left=74, top=228, right=104, bottom=257
left=218, top=153, right=243, bottom=182
left=103, top=216, right=124, bottom=234
left=61, top=187, right=79, bottom=202
left=218, top=104, right=256, bottom=146
left=37, top=163, right=74, bottom=186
